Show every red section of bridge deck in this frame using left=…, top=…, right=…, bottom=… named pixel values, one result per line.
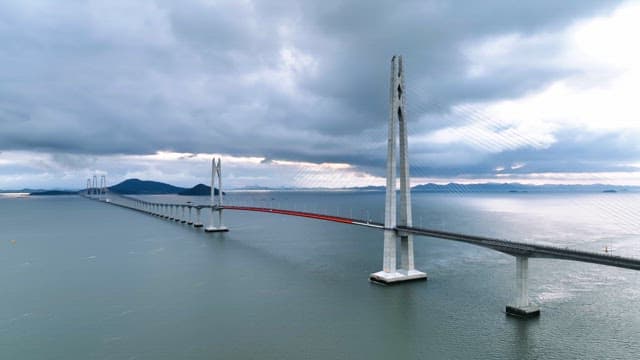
left=223, top=205, right=357, bottom=225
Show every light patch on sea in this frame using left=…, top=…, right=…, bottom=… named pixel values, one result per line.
left=535, top=268, right=630, bottom=304
left=535, top=285, right=575, bottom=303
left=149, top=247, right=165, bottom=255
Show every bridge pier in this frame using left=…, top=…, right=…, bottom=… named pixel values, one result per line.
left=205, top=206, right=217, bottom=232
left=187, top=206, right=193, bottom=225
left=194, top=208, right=203, bottom=228
left=506, top=256, right=540, bottom=318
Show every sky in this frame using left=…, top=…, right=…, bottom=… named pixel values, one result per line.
left=1, top=0, right=640, bottom=189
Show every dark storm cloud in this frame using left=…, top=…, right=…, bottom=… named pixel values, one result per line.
left=0, top=0, right=626, bottom=177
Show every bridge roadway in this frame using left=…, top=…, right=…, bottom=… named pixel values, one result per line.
left=222, top=205, right=640, bottom=272
left=91, top=195, right=640, bottom=273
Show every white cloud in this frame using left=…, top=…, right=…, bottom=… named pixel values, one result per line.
left=464, top=1, right=640, bottom=135
left=0, top=150, right=385, bottom=189
left=410, top=0, right=640, bottom=184
left=1, top=0, right=637, bottom=188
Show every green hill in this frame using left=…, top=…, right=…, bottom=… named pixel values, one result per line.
left=179, top=184, right=221, bottom=196
left=108, top=179, right=186, bottom=194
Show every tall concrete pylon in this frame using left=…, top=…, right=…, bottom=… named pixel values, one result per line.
left=205, top=157, right=229, bottom=232
left=99, top=175, right=107, bottom=200
left=92, top=175, right=98, bottom=196
left=205, top=158, right=217, bottom=232
left=370, top=55, right=427, bottom=284
left=215, top=158, right=227, bottom=231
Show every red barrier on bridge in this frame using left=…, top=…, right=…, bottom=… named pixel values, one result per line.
left=223, top=205, right=357, bottom=225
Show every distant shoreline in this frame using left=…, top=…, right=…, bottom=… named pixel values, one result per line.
left=3, top=179, right=639, bottom=195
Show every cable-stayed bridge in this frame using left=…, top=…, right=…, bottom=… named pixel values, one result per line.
left=83, top=56, right=640, bottom=318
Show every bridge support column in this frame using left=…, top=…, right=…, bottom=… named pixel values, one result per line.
left=187, top=206, right=193, bottom=225
left=205, top=206, right=217, bottom=232
left=194, top=208, right=203, bottom=228
left=370, top=55, right=426, bottom=284
left=506, top=256, right=539, bottom=318
left=173, top=205, right=180, bottom=222
left=180, top=206, right=186, bottom=223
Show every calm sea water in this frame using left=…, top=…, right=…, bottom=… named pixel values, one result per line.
left=1, top=192, right=639, bottom=359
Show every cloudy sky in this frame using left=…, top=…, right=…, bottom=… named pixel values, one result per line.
left=1, top=0, right=640, bottom=189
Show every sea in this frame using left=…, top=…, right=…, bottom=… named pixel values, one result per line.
left=1, top=191, right=639, bottom=359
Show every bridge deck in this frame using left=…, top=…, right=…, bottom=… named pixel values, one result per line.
left=222, top=205, right=384, bottom=229
left=223, top=205, right=640, bottom=271
left=92, top=196, right=640, bottom=272
left=397, top=226, right=640, bottom=271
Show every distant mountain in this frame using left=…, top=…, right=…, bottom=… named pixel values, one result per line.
left=0, top=188, right=47, bottom=193
left=412, top=183, right=638, bottom=193
left=230, top=183, right=640, bottom=192
left=109, top=179, right=186, bottom=194
left=346, top=185, right=385, bottom=191
left=5, top=180, right=639, bottom=196
left=235, top=185, right=298, bottom=191
left=234, top=185, right=385, bottom=191
left=178, top=184, right=221, bottom=196
left=30, top=190, right=78, bottom=196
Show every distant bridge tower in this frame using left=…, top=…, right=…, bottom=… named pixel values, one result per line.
left=205, top=157, right=229, bottom=232
left=86, top=178, right=91, bottom=195
left=92, top=175, right=98, bottom=196
left=99, top=175, right=107, bottom=200
left=370, top=55, right=427, bottom=284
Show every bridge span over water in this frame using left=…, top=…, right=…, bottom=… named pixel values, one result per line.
left=87, top=192, right=640, bottom=319
left=84, top=56, right=640, bottom=319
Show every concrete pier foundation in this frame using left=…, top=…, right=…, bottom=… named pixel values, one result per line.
left=194, top=208, right=203, bottom=228
left=506, top=256, right=540, bottom=318
left=180, top=206, right=187, bottom=223
left=204, top=207, right=218, bottom=232
left=173, top=205, right=180, bottom=221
